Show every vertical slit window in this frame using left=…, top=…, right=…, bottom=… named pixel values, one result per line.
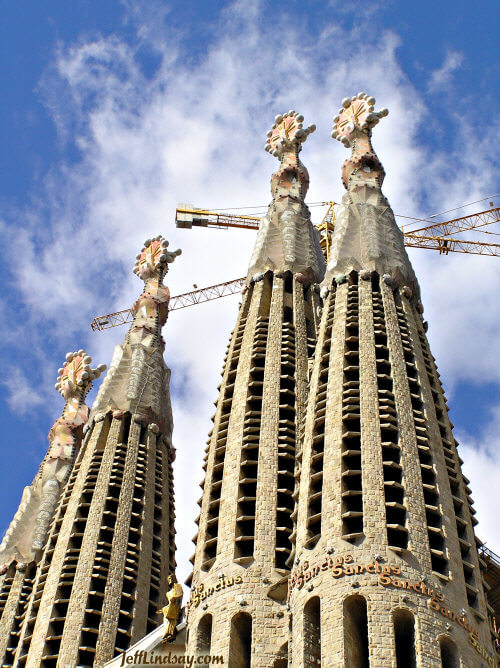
left=416, top=318, right=474, bottom=599
left=229, top=612, right=252, bottom=668
left=201, top=289, right=252, bottom=570
left=373, top=276, right=408, bottom=550
left=303, top=596, right=321, bottom=667
left=306, top=286, right=336, bottom=548
left=341, top=279, right=363, bottom=543
left=393, top=608, right=416, bottom=668
left=395, top=298, right=448, bottom=576
left=2, top=564, right=36, bottom=666
left=234, top=275, right=272, bottom=564
left=196, top=614, right=212, bottom=654
left=145, top=436, right=162, bottom=635
left=275, top=301, right=296, bottom=570
left=343, top=594, right=369, bottom=668
left=439, top=636, right=460, bottom=668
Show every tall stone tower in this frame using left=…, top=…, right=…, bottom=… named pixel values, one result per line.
left=0, top=350, right=105, bottom=666
left=0, top=237, right=180, bottom=667
left=289, top=94, right=497, bottom=666
left=186, top=111, right=325, bottom=666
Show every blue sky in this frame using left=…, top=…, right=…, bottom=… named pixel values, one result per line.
left=0, top=0, right=499, bottom=583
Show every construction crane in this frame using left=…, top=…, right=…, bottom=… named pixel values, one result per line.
left=175, top=203, right=500, bottom=258
left=92, top=203, right=500, bottom=331
left=91, top=278, right=245, bottom=331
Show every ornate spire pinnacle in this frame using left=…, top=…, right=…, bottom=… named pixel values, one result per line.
left=265, top=110, right=316, bottom=158
left=324, top=94, right=419, bottom=297
left=0, top=351, right=105, bottom=566
left=55, top=349, right=106, bottom=402
left=90, top=236, right=181, bottom=432
left=331, top=92, right=389, bottom=189
left=247, top=111, right=324, bottom=284
left=133, top=236, right=182, bottom=282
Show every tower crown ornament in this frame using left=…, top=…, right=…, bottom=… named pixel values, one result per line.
left=265, top=110, right=316, bottom=158
left=133, top=236, right=181, bottom=281
left=90, top=236, right=180, bottom=432
left=247, top=110, right=324, bottom=283
left=0, top=351, right=105, bottom=567
left=55, top=350, right=106, bottom=400
left=331, top=92, right=388, bottom=146
left=330, top=93, right=389, bottom=191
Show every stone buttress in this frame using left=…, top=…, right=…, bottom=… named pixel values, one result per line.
left=6, top=237, right=180, bottom=668
left=185, top=111, right=325, bottom=666
left=289, top=94, right=497, bottom=667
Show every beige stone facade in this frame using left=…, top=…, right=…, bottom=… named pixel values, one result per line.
left=290, top=273, right=496, bottom=667
left=0, top=238, right=179, bottom=667
left=186, top=101, right=499, bottom=667
left=186, top=274, right=320, bottom=666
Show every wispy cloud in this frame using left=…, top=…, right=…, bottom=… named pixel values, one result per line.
left=1, top=1, right=499, bottom=579
left=428, top=49, right=464, bottom=91
left=2, top=367, right=47, bottom=415
left=458, top=405, right=500, bottom=548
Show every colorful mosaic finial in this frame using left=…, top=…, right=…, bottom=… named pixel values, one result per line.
left=55, top=350, right=106, bottom=399
left=331, top=93, right=388, bottom=146
left=330, top=93, right=389, bottom=191
left=133, top=236, right=181, bottom=281
left=323, top=94, right=419, bottom=301
left=265, top=110, right=316, bottom=158
left=0, top=350, right=105, bottom=565
left=90, top=236, right=181, bottom=433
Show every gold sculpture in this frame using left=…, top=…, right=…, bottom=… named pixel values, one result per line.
left=158, top=573, right=183, bottom=642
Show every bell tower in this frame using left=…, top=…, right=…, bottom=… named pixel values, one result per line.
left=289, top=94, right=496, bottom=666
left=186, top=111, right=325, bottom=666
left=1, top=237, right=180, bottom=667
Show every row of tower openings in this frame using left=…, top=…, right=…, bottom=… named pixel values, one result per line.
left=191, top=596, right=462, bottom=668
left=197, top=270, right=483, bottom=614
left=303, top=273, right=482, bottom=583
left=199, top=273, right=317, bottom=572
left=415, top=318, right=481, bottom=608
left=7, top=413, right=174, bottom=668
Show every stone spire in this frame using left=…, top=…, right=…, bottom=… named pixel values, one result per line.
left=326, top=93, right=420, bottom=300
left=247, top=110, right=325, bottom=285
left=0, top=352, right=105, bottom=567
left=287, top=96, right=495, bottom=667
left=91, top=236, right=181, bottom=433
left=3, top=237, right=181, bottom=667
left=185, top=111, right=324, bottom=667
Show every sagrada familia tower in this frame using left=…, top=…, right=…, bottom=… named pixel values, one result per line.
left=0, top=95, right=498, bottom=667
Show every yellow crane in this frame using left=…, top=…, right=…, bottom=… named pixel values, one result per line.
left=91, top=278, right=246, bottom=331
left=176, top=203, right=500, bottom=258
left=91, top=203, right=500, bottom=331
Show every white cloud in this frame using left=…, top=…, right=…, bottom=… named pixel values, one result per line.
left=428, top=49, right=464, bottom=91
left=1, top=1, right=499, bottom=583
left=2, top=367, right=46, bottom=415
left=458, top=406, right=500, bottom=551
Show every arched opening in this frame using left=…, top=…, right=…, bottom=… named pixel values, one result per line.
left=343, top=595, right=369, bottom=668
left=303, top=596, right=321, bottom=667
left=229, top=611, right=252, bottom=668
left=196, top=613, right=212, bottom=654
left=440, top=635, right=460, bottom=668
left=393, top=608, right=416, bottom=668
left=273, top=641, right=288, bottom=667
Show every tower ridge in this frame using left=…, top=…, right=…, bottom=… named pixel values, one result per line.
left=247, top=110, right=325, bottom=285
left=326, top=93, right=420, bottom=303
left=0, top=351, right=105, bottom=569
